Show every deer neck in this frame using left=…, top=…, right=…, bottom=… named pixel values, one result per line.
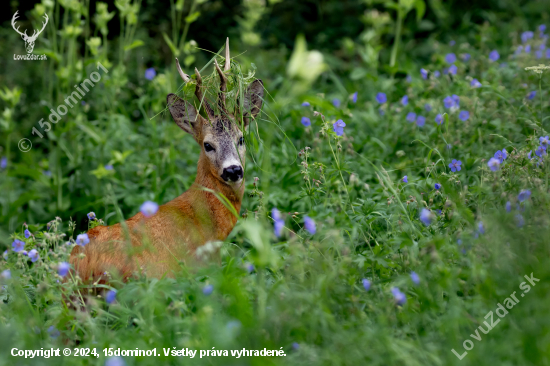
left=187, top=154, right=243, bottom=238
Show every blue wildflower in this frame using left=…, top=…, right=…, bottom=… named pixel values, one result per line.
left=333, top=119, right=346, bottom=136
left=301, top=102, right=310, bottom=107
left=376, top=93, right=387, bottom=104
left=48, top=326, right=60, bottom=338
left=547, top=49, right=550, bottom=58
left=402, top=176, right=408, bottom=183
left=43, top=170, right=51, bottom=176
left=420, top=68, right=428, bottom=79
left=12, top=239, right=24, bottom=252
left=425, top=103, right=432, bottom=112
left=535, top=145, right=547, bottom=157
left=434, top=70, right=441, bottom=78
left=527, top=91, right=537, bottom=100
left=487, top=157, right=500, bottom=171
left=539, top=25, right=547, bottom=32
left=272, top=208, right=284, bottom=237
left=419, top=208, right=433, bottom=226
left=452, top=94, right=460, bottom=106
left=536, top=50, right=543, bottom=59
left=105, top=164, right=113, bottom=170
left=292, top=342, right=300, bottom=350
left=416, top=115, right=426, bottom=127
left=410, top=272, right=420, bottom=285
left=87, top=212, right=96, bottom=220
left=443, top=96, right=454, bottom=109
left=332, top=98, right=341, bottom=108
left=144, top=68, right=156, bottom=80
left=304, top=216, right=316, bottom=234
left=494, top=149, right=507, bottom=163
left=506, top=201, right=511, bottom=212
left=391, top=287, right=407, bottom=306
left=140, top=201, right=159, bottom=217
left=435, top=114, right=443, bottom=125
left=202, top=284, right=213, bottom=296
left=449, top=159, right=462, bottom=172
left=401, top=95, right=408, bottom=106
left=1, top=269, right=10, bottom=279
left=28, top=249, right=39, bottom=263
left=521, top=31, right=534, bottom=43
left=471, top=79, right=482, bottom=88
left=58, top=262, right=70, bottom=277
left=301, top=117, right=311, bottom=127
left=478, top=222, right=485, bottom=234
left=449, top=40, right=456, bottom=46
left=351, top=92, right=358, bottom=103
left=24, top=229, right=31, bottom=238
left=518, top=190, right=531, bottom=202
left=105, top=357, right=126, bottom=366
left=487, top=158, right=501, bottom=172
left=76, top=233, right=90, bottom=247
left=459, top=110, right=470, bottom=121
left=106, top=289, right=117, bottom=303
left=245, top=263, right=254, bottom=273
left=516, top=214, right=525, bottom=228
left=515, top=45, right=523, bottom=54
left=379, top=108, right=385, bottom=116
left=362, top=279, right=371, bottom=291
left=406, top=112, right=416, bottom=122
left=525, top=45, right=531, bottom=53
left=445, top=53, right=457, bottom=64
left=489, top=50, right=500, bottom=62
left=463, top=53, right=471, bottom=61
left=435, top=183, right=442, bottom=190
left=0, top=157, right=6, bottom=169
left=540, top=136, right=549, bottom=146
left=448, top=64, right=458, bottom=75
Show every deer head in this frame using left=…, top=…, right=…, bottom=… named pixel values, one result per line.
left=167, top=38, right=264, bottom=186
left=11, top=11, right=49, bottom=54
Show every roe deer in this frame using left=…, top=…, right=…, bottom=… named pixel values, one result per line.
left=70, top=38, right=264, bottom=282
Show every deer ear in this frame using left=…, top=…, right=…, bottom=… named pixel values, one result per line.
left=167, top=93, right=199, bottom=135
left=242, top=79, right=264, bottom=125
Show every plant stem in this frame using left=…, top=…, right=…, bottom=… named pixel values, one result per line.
left=390, top=11, right=403, bottom=68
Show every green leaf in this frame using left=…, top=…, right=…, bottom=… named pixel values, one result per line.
left=124, top=39, right=144, bottom=52
left=415, top=0, right=426, bottom=21
left=185, top=11, right=200, bottom=24
left=162, top=32, right=179, bottom=56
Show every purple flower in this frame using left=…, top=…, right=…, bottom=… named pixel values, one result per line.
left=391, top=287, right=407, bottom=305
left=202, top=284, right=213, bottom=296
left=48, top=326, right=60, bottom=338
left=76, top=233, right=90, bottom=247
left=448, top=159, right=462, bottom=172
left=58, top=262, right=70, bottom=277
left=487, top=157, right=500, bottom=171
left=0, top=157, right=6, bottom=169
left=24, top=229, right=31, bottom=239
left=376, top=93, right=387, bottom=104
left=272, top=208, right=284, bottom=237
left=494, top=149, right=507, bottom=163
left=351, top=92, right=358, bottom=103
left=478, top=222, right=485, bottom=234
left=1, top=269, right=11, bottom=279
left=304, top=216, right=316, bottom=234
left=28, top=249, right=39, bottom=263
left=515, top=45, right=524, bottom=54
left=528, top=150, right=533, bottom=160
left=434, top=183, right=441, bottom=190
left=332, top=98, right=341, bottom=108
left=419, top=208, right=433, bottom=226
left=521, top=31, right=534, bottom=43
left=540, top=136, right=549, bottom=146
left=516, top=214, right=525, bottom=228
left=105, top=164, right=114, bottom=170
left=402, top=175, right=408, bottom=183
left=425, top=103, right=432, bottom=112
left=434, top=70, right=441, bottom=78
left=452, top=94, right=460, bottom=106
left=2, top=250, right=7, bottom=260
left=87, top=212, right=96, bottom=220
left=536, top=50, right=543, bottom=59
left=406, top=112, right=416, bottom=122
left=471, top=79, right=482, bottom=88
left=140, top=201, right=159, bottom=217
left=539, top=25, right=547, bottom=32
left=362, top=279, right=371, bottom=291
left=43, top=170, right=52, bottom=177
left=379, top=108, right=385, bottom=116
left=410, top=272, right=420, bottom=285
left=106, top=289, right=117, bottom=303
left=449, top=40, right=456, bottom=46
left=416, top=115, right=426, bottom=127
left=105, top=357, right=126, bottom=366
left=547, top=49, right=550, bottom=58
left=301, top=117, right=311, bottom=127
left=333, top=119, right=346, bottom=136
left=420, top=68, right=428, bottom=79
left=459, top=111, right=470, bottom=121
left=443, top=96, right=455, bottom=109
left=535, top=145, right=547, bottom=157
left=245, top=263, right=254, bottom=273
left=144, top=68, right=156, bottom=80
left=435, top=114, right=443, bottom=125
left=448, top=64, right=458, bottom=75
left=518, top=190, right=531, bottom=202
left=489, top=50, right=500, bottom=62
left=12, top=239, right=24, bottom=252
left=527, top=91, right=537, bottom=100
left=445, top=53, right=457, bottom=64
left=506, top=201, right=511, bottom=212
left=525, top=45, right=532, bottom=53
left=401, top=95, right=408, bottom=106
left=301, top=102, right=310, bottom=107
left=463, top=53, right=471, bottom=61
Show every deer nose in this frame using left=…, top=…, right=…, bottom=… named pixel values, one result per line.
left=222, top=165, right=243, bottom=182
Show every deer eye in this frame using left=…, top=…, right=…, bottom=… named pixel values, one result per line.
left=238, top=137, right=244, bottom=145
left=204, top=142, right=215, bottom=152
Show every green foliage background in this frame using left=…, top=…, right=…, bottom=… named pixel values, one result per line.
left=1, top=0, right=550, bottom=365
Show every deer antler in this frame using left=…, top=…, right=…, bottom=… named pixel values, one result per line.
left=29, top=13, right=48, bottom=40
left=194, top=67, right=215, bottom=119
left=214, top=38, right=231, bottom=112
left=11, top=11, right=28, bottom=38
